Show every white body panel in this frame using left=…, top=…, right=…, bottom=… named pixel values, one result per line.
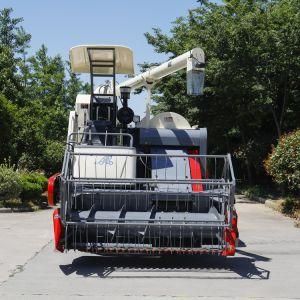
left=72, top=146, right=136, bottom=180
left=67, top=111, right=76, bottom=140
left=75, top=94, right=91, bottom=132
left=149, top=112, right=191, bottom=129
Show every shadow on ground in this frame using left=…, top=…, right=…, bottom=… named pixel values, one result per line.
left=59, top=241, right=270, bottom=280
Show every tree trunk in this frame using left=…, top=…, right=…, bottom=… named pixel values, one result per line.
left=279, top=70, right=289, bottom=131
left=241, top=131, right=253, bottom=185
left=271, top=106, right=281, bottom=139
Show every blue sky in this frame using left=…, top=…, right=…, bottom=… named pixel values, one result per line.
left=1, top=0, right=200, bottom=116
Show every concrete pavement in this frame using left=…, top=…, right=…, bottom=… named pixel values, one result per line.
left=0, top=199, right=300, bottom=299
left=0, top=209, right=53, bottom=284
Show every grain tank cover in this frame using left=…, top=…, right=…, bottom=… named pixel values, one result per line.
left=69, top=45, right=134, bottom=75
left=149, top=112, right=191, bottom=129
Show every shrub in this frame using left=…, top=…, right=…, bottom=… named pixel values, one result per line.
left=265, top=130, right=300, bottom=193
left=19, top=171, right=48, bottom=200
left=281, top=197, right=298, bottom=215
left=3, top=198, right=23, bottom=208
left=0, top=163, right=22, bottom=200
left=243, top=185, right=267, bottom=199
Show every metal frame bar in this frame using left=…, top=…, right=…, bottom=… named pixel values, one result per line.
left=86, top=47, right=117, bottom=126
left=59, top=145, right=235, bottom=253
left=68, top=132, right=134, bottom=147
left=66, top=221, right=226, bottom=227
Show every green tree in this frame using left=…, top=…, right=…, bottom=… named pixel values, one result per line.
left=26, top=45, right=65, bottom=107
left=0, top=45, right=20, bottom=100
left=0, top=94, right=18, bottom=161
left=0, top=8, right=31, bottom=54
left=144, top=0, right=300, bottom=183
left=16, top=46, right=68, bottom=171
left=0, top=8, right=87, bottom=174
left=65, top=61, right=89, bottom=109
left=16, top=45, right=87, bottom=173
left=0, top=8, right=31, bottom=103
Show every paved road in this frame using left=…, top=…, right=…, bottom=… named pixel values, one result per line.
left=0, top=197, right=300, bottom=299
left=0, top=209, right=52, bottom=284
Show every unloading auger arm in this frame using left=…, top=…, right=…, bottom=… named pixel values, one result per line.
left=117, top=48, right=205, bottom=93
left=117, top=48, right=205, bottom=126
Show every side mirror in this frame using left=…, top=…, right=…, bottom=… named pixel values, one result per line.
left=187, top=57, right=205, bottom=96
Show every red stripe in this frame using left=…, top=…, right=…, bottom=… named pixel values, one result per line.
left=53, top=208, right=64, bottom=252
left=47, top=173, right=60, bottom=206
left=188, top=149, right=203, bottom=192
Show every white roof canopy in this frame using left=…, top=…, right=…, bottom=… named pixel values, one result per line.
left=69, top=45, right=134, bottom=75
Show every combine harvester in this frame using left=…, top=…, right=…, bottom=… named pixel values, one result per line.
left=48, top=45, right=238, bottom=256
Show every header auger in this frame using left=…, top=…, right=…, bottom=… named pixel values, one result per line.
left=48, top=45, right=238, bottom=256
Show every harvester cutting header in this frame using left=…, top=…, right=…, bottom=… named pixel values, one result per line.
left=48, top=45, right=238, bottom=256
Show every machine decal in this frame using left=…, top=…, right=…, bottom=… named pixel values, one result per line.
left=96, top=156, right=113, bottom=165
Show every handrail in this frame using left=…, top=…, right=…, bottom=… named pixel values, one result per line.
left=68, top=151, right=228, bottom=158
left=227, top=153, right=236, bottom=186
left=65, top=221, right=227, bottom=228
left=63, top=178, right=234, bottom=185
left=62, top=151, right=235, bottom=183
left=68, top=132, right=134, bottom=147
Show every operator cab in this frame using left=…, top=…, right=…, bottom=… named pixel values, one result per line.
left=69, top=45, right=136, bottom=146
